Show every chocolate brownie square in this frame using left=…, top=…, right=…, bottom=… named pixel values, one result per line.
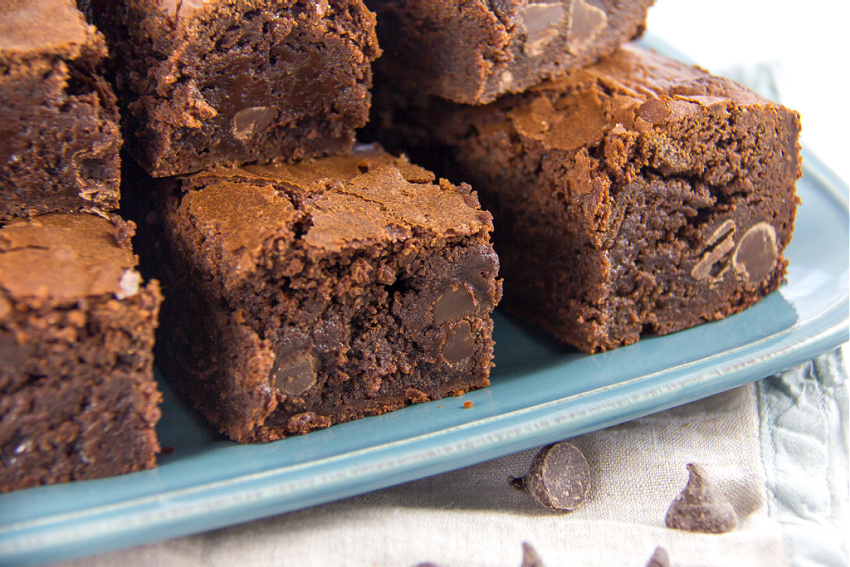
left=0, top=0, right=122, bottom=222
left=134, top=145, right=501, bottom=442
left=0, top=213, right=162, bottom=493
left=366, top=0, right=654, bottom=105
left=87, top=0, right=380, bottom=177
left=378, top=44, right=801, bottom=352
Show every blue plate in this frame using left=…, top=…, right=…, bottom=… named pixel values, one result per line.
left=2, top=114, right=848, bottom=567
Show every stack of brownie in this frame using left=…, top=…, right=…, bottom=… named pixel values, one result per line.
left=364, top=0, right=802, bottom=353
left=86, top=0, right=503, bottom=444
left=1, top=0, right=162, bottom=492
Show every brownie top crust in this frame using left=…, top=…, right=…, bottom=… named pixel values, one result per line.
left=0, top=214, right=141, bottom=305
left=178, top=145, right=493, bottom=288
left=498, top=43, right=769, bottom=153
left=0, top=0, right=101, bottom=61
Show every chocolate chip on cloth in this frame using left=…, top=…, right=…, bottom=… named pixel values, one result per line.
left=520, top=541, right=546, bottom=567
left=509, top=442, right=591, bottom=511
left=645, top=546, right=671, bottom=567
left=665, top=463, right=738, bottom=533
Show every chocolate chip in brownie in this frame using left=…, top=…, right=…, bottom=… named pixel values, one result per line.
left=231, top=106, right=279, bottom=142
left=691, top=219, right=736, bottom=281
left=566, top=0, right=608, bottom=54
left=665, top=463, right=738, bottom=533
left=520, top=541, right=546, bottom=567
left=733, top=222, right=778, bottom=287
left=509, top=442, right=590, bottom=511
left=433, top=284, right=477, bottom=325
left=441, top=320, right=475, bottom=364
left=271, top=349, right=317, bottom=396
left=520, top=2, right=565, bottom=58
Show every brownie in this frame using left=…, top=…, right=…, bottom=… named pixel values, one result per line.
left=377, top=44, right=801, bottom=352
left=0, top=0, right=122, bottom=222
left=86, top=0, right=380, bottom=177
left=0, top=213, right=162, bottom=493
left=132, top=145, right=501, bottom=443
left=366, top=0, right=654, bottom=105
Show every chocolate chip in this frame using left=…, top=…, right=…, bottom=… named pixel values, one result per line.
left=691, top=219, right=736, bottom=281
left=566, top=0, right=608, bottom=54
left=271, top=350, right=316, bottom=396
left=520, top=541, right=546, bottom=567
left=509, top=442, right=590, bottom=511
left=441, top=320, right=475, bottom=364
left=520, top=2, right=565, bottom=57
left=645, top=547, right=670, bottom=567
left=665, top=463, right=738, bottom=533
left=231, top=106, right=278, bottom=141
left=733, top=222, right=778, bottom=286
left=433, top=284, right=477, bottom=325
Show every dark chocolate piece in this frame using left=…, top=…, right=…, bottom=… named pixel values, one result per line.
left=510, top=442, right=590, bottom=511
left=0, top=213, right=162, bottom=493
left=376, top=43, right=801, bottom=352
left=0, top=0, right=121, bottom=221
left=366, top=0, right=654, bottom=104
left=645, top=547, right=670, bottom=567
left=86, top=0, right=380, bottom=177
left=131, top=144, right=501, bottom=443
left=665, top=463, right=738, bottom=534
left=520, top=542, right=546, bottom=567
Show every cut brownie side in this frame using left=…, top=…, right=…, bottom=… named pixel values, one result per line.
left=383, top=44, right=801, bottom=352
left=134, top=145, right=501, bottom=442
left=0, top=213, right=162, bottom=493
left=88, top=0, right=380, bottom=177
left=0, top=0, right=122, bottom=222
left=366, top=0, right=654, bottom=105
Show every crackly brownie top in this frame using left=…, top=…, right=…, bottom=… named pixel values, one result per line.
left=0, top=0, right=103, bottom=62
left=177, top=145, right=493, bottom=282
left=0, top=214, right=141, bottom=307
left=498, top=43, right=770, bottom=152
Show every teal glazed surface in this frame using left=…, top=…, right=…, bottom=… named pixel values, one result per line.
left=2, top=145, right=848, bottom=567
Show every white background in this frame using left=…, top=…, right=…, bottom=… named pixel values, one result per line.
left=647, top=0, right=849, bottom=186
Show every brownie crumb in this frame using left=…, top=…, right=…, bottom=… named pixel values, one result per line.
left=665, top=463, right=738, bottom=533
left=509, top=442, right=590, bottom=511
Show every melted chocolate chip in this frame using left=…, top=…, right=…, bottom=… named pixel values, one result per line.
left=271, top=350, right=316, bottom=396
left=231, top=106, right=279, bottom=141
left=433, top=284, right=477, bottom=325
left=665, top=463, right=738, bottom=533
left=566, top=0, right=608, bottom=54
left=441, top=320, right=475, bottom=364
left=509, top=442, right=590, bottom=511
left=691, top=219, right=736, bottom=281
left=520, top=541, right=546, bottom=567
left=520, top=3, right=565, bottom=57
left=732, top=222, right=778, bottom=286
